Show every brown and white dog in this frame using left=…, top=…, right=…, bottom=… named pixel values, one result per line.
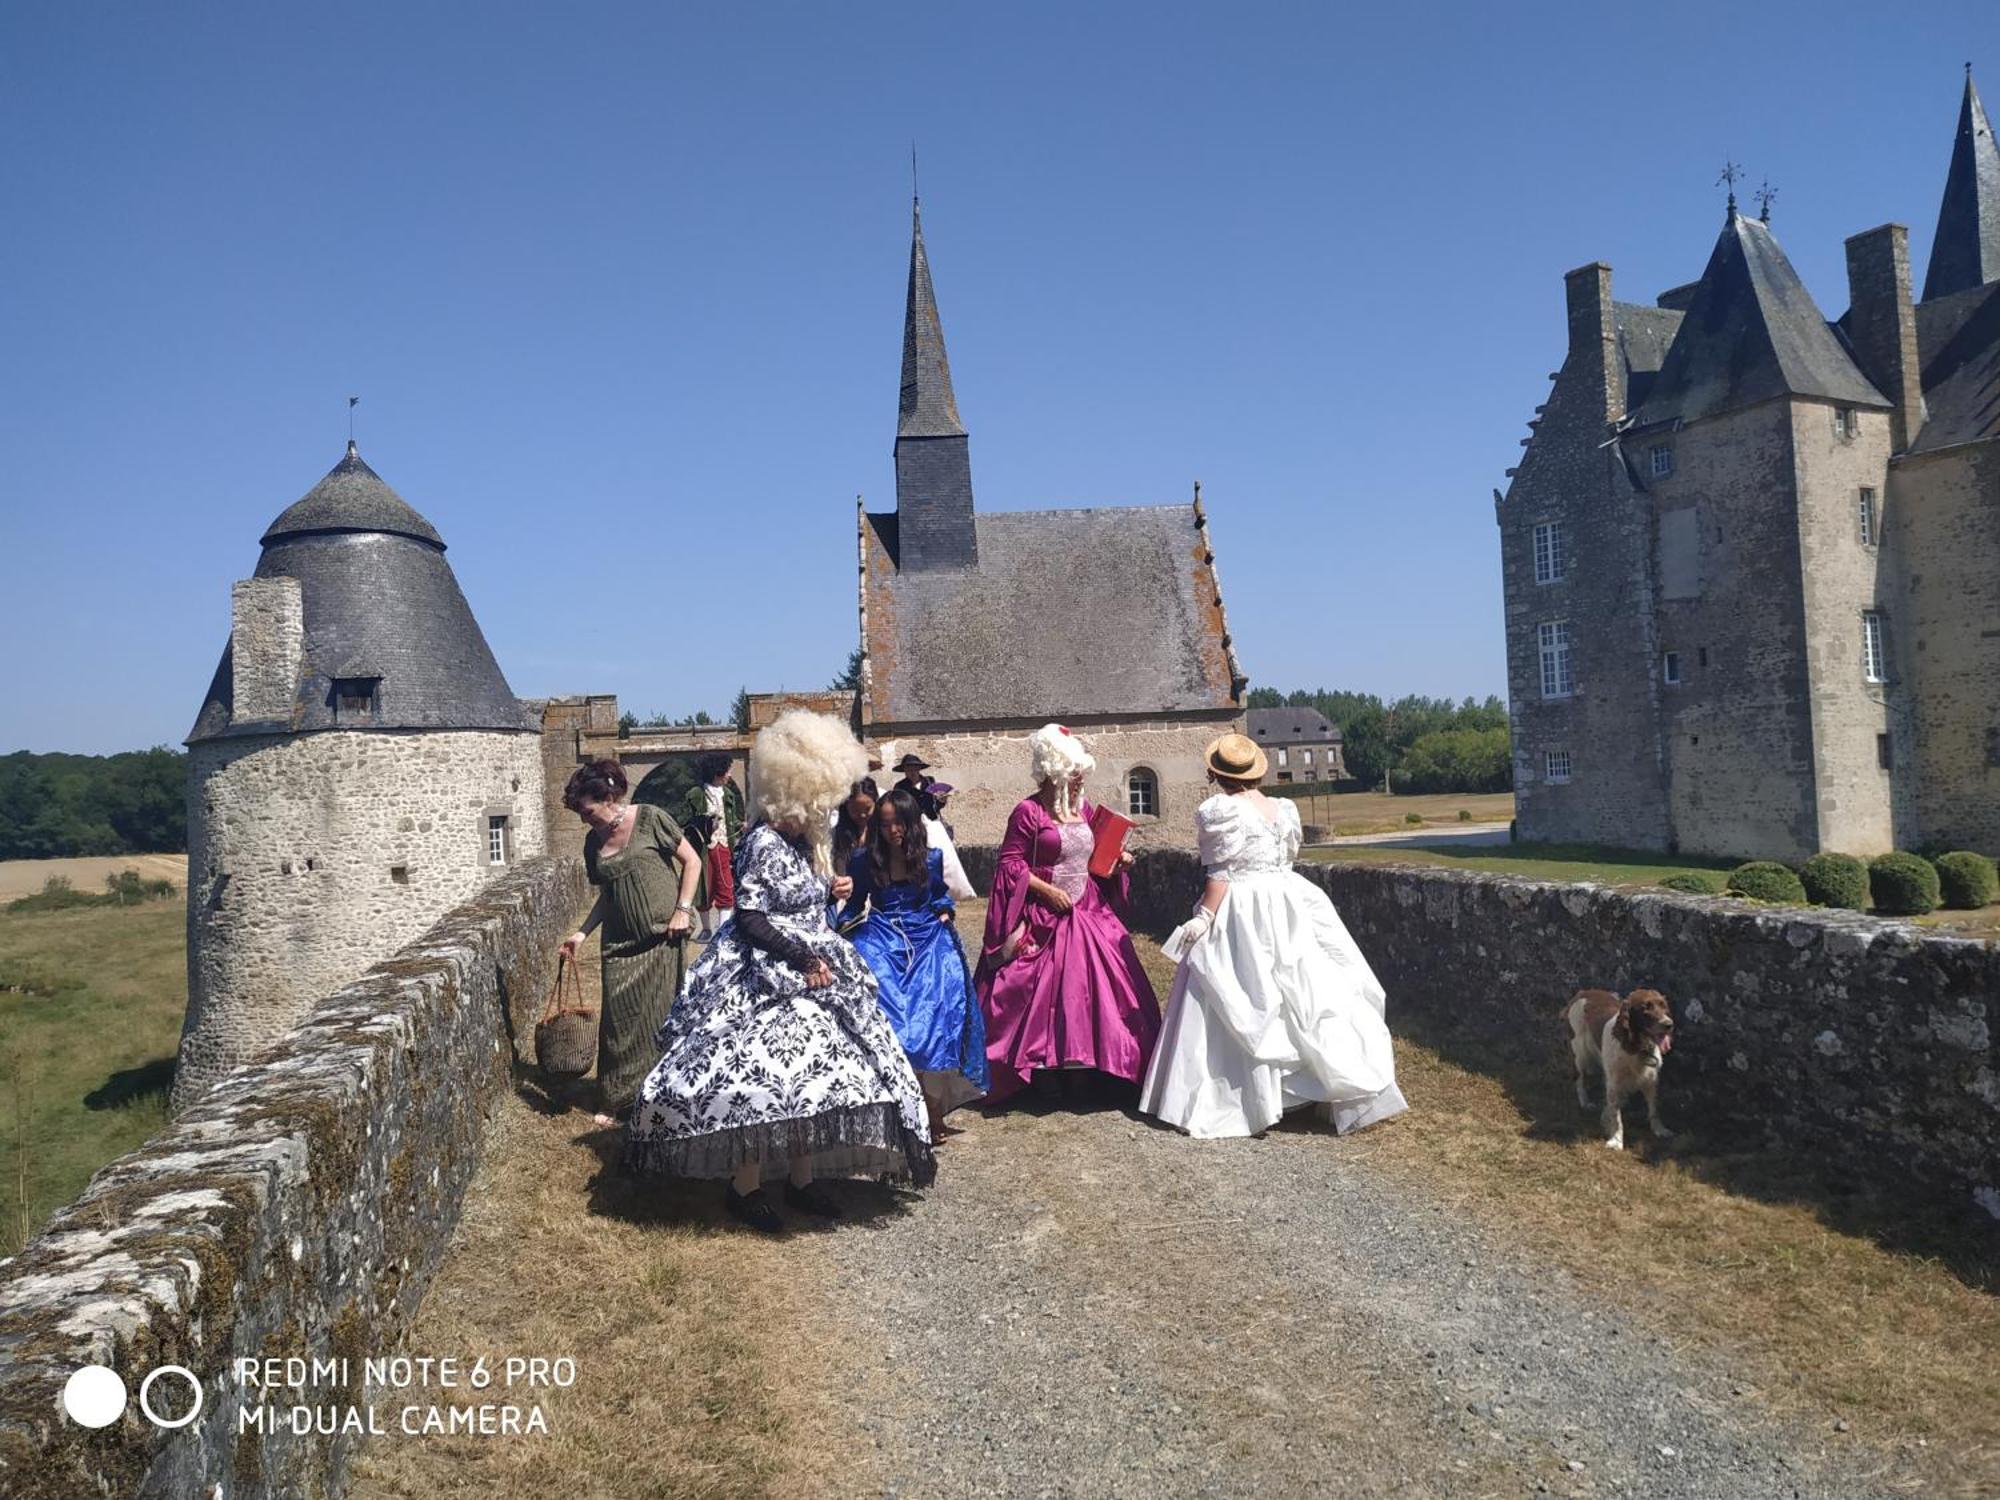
left=1565, top=988, right=1675, bottom=1150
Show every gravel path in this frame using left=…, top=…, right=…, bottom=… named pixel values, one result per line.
left=800, top=1102, right=1895, bottom=1500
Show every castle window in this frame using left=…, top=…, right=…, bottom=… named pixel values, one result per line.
left=1538, top=621, right=1573, bottom=699
left=1862, top=611, right=1887, bottom=682
left=1833, top=407, right=1857, bottom=439
left=1697, top=646, right=1710, bottom=669
left=390, top=865, right=409, bottom=885
left=1277, top=747, right=1289, bottom=768
left=1126, top=768, right=1158, bottom=819
left=1532, top=521, right=1566, bottom=584
left=1544, top=749, right=1573, bottom=784
left=487, top=815, right=511, bottom=866
left=1649, top=445, right=1674, bottom=478
left=1663, top=651, right=1681, bottom=685
left=1858, top=488, right=1877, bottom=546
left=1877, top=734, right=1894, bottom=770
left=1301, top=748, right=1314, bottom=769
left=332, top=676, right=380, bottom=723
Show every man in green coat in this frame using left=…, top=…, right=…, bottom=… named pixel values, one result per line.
left=680, top=753, right=746, bottom=939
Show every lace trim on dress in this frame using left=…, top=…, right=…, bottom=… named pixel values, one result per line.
left=622, top=1102, right=937, bottom=1186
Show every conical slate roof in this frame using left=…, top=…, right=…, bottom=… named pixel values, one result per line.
left=897, top=200, right=966, bottom=439
left=1633, top=212, right=1887, bottom=429
left=260, top=442, right=446, bottom=547
left=1922, top=67, right=2000, bottom=302
left=189, top=446, right=535, bottom=742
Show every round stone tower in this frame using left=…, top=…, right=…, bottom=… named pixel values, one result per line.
left=174, top=444, right=547, bottom=1111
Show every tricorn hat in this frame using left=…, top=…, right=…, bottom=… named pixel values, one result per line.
left=894, top=753, right=930, bottom=772
left=1204, top=732, right=1268, bottom=782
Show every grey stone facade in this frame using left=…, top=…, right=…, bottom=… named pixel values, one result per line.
left=1498, top=70, right=2000, bottom=861
left=0, top=856, right=586, bottom=1499
left=1247, top=706, right=1347, bottom=784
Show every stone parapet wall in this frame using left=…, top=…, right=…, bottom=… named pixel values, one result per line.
left=0, top=855, right=587, bottom=1499
left=970, top=847, right=1998, bottom=1215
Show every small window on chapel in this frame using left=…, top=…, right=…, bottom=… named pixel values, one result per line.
left=1127, top=768, right=1158, bottom=819
left=333, top=676, right=380, bottom=723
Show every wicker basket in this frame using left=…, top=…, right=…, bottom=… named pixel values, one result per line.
left=535, top=955, right=598, bottom=1080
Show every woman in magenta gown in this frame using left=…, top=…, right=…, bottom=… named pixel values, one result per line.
left=976, top=724, right=1160, bottom=1102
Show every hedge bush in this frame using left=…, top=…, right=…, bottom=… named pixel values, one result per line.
left=1798, top=852, right=1870, bottom=910
left=1934, top=850, right=1998, bottom=910
left=1727, top=861, right=1807, bottom=903
left=1659, top=872, right=1722, bottom=895
left=1869, top=851, right=1941, bottom=915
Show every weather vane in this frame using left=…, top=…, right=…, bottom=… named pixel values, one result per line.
left=1753, top=179, right=1778, bottom=223
left=1716, top=159, right=1744, bottom=216
left=911, top=142, right=920, bottom=208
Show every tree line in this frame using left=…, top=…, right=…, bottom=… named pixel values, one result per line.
left=1245, top=688, right=1510, bottom=794
left=0, top=749, right=187, bottom=858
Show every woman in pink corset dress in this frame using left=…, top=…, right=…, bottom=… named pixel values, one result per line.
left=976, top=724, right=1161, bottom=1102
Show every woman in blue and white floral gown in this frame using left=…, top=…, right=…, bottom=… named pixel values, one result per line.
left=1139, top=733, right=1407, bottom=1140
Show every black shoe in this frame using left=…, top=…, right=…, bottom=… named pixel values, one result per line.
left=783, top=1181, right=843, bottom=1219
left=724, top=1185, right=783, bottom=1234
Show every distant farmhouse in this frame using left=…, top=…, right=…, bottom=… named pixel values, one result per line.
left=1246, top=707, right=1347, bottom=784
left=856, top=201, right=1248, bottom=846
left=1499, top=67, right=2000, bottom=862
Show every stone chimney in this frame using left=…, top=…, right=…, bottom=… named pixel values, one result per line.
left=1564, top=263, right=1625, bottom=423
left=229, top=576, right=304, bottom=725
left=1844, top=224, right=1926, bottom=453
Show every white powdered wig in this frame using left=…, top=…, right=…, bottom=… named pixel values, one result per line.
left=1029, top=723, right=1095, bottom=821
left=751, top=711, right=870, bottom=877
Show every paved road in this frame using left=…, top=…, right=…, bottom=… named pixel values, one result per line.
left=803, top=1103, right=1895, bottom=1500
left=1313, top=822, right=1513, bottom=850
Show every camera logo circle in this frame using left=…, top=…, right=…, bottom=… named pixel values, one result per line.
left=62, top=1366, right=127, bottom=1428
left=139, top=1366, right=203, bottom=1429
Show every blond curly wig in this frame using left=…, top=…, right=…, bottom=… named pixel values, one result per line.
left=1028, top=723, right=1095, bottom=821
left=750, top=710, right=870, bottom=877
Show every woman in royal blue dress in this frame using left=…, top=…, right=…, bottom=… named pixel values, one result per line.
left=839, top=787, right=989, bottom=1134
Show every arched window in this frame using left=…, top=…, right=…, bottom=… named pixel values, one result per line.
left=1127, top=767, right=1159, bottom=819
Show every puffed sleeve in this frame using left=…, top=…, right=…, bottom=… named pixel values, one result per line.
left=1196, top=795, right=1249, bottom=877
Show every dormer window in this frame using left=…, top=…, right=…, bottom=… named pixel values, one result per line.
left=1649, top=444, right=1674, bottom=478
left=332, top=676, right=380, bottom=723
left=1833, top=407, right=1858, bottom=440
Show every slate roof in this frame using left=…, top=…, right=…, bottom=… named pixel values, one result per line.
left=1922, top=69, right=2000, bottom=302
left=1632, top=213, right=1887, bottom=429
left=261, top=443, right=446, bottom=548
left=1613, top=302, right=1684, bottom=411
left=898, top=201, right=965, bottom=440
left=190, top=447, right=536, bottom=742
left=1247, top=707, right=1342, bottom=746
left=1912, top=279, right=2000, bottom=453
left=860, top=503, right=1238, bottom=725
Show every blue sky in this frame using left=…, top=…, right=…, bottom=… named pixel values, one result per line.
left=1, top=2, right=1990, bottom=754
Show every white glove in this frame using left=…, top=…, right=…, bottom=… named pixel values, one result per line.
left=1161, top=905, right=1215, bottom=962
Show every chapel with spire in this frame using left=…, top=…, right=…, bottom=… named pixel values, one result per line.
left=1497, top=65, right=2000, bottom=861
left=855, top=196, right=1248, bottom=847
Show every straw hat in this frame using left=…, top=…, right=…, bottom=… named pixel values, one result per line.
left=1204, top=732, right=1268, bottom=782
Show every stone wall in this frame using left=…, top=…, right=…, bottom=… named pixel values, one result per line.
left=0, top=855, right=587, bottom=1499
left=179, top=728, right=548, bottom=1110
left=979, top=846, right=1998, bottom=1216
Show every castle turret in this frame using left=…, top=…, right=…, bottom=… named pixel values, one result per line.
left=1922, top=66, right=2000, bottom=302
left=893, top=198, right=978, bottom=571
left=175, top=444, right=547, bottom=1111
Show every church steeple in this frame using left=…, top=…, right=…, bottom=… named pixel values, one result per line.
left=899, top=198, right=966, bottom=438
left=892, top=196, right=977, bottom=571
left=1922, top=64, right=2000, bottom=301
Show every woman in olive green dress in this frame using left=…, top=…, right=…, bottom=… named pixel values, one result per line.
left=557, top=760, right=701, bottom=1126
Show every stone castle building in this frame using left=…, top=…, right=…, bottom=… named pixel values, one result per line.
left=1498, top=68, right=2000, bottom=862
left=857, top=201, right=1248, bottom=846
left=176, top=444, right=546, bottom=1109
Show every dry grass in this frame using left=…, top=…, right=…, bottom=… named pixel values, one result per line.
left=1277, top=789, right=1513, bottom=836
left=0, top=853, right=186, bottom=902
left=1365, top=1039, right=2000, bottom=1497
left=347, top=1091, right=870, bottom=1500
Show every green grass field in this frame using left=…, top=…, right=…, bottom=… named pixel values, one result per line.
left=1301, top=839, right=1735, bottom=888
left=0, top=899, right=185, bottom=1252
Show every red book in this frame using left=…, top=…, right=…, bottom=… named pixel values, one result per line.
left=1087, top=805, right=1133, bottom=878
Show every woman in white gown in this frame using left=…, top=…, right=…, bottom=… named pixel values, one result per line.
left=1139, top=733, right=1408, bottom=1139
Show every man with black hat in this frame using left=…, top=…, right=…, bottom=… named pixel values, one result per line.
left=893, top=752, right=941, bottom=822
